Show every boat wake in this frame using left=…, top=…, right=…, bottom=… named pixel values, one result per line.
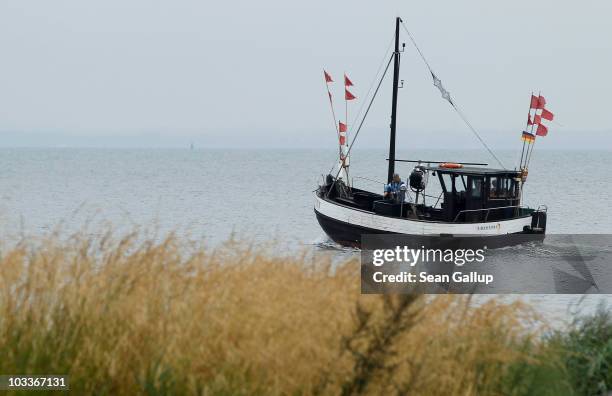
left=311, top=236, right=359, bottom=253
left=487, top=235, right=612, bottom=262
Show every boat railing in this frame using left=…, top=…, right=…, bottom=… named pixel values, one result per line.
left=452, top=205, right=529, bottom=222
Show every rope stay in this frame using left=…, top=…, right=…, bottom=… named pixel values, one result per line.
left=400, top=21, right=506, bottom=169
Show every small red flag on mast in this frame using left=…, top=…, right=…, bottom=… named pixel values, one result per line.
left=538, top=95, right=546, bottom=108
left=530, top=95, right=546, bottom=109
left=324, top=70, right=333, bottom=83
left=536, top=123, right=548, bottom=136
left=541, top=108, right=554, bottom=121
left=345, top=89, right=356, bottom=100
left=344, top=74, right=353, bottom=87
left=339, top=122, right=347, bottom=145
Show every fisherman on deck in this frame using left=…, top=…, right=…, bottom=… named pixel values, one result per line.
left=384, top=173, right=407, bottom=202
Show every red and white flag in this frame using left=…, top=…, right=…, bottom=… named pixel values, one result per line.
left=339, top=122, right=347, bottom=145
left=344, top=74, right=353, bottom=87
left=538, top=95, right=547, bottom=108
left=324, top=70, right=333, bottom=83
left=536, top=123, right=548, bottom=136
left=541, top=108, right=554, bottom=121
left=345, top=89, right=356, bottom=101
left=530, top=94, right=546, bottom=109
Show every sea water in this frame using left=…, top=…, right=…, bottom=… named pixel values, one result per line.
left=0, top=148, right=609, bottom=325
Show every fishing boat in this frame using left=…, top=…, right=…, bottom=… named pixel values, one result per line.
left=315, top=17, right=549, bottom=248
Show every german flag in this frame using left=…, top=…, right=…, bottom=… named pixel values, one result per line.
left=521, top=131, right=535, bottom=142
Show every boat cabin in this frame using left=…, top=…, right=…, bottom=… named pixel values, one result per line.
left=322, top=165, right=528, bottom=224
left=428, top=166, right=522, bottom=222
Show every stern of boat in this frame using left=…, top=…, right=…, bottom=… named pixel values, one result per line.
left=528, top=205, right=547, bottom=234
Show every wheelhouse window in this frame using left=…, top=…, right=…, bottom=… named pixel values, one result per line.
left=455, top=175, right=467, bottom=193
left=489, top=176, right=499, bottom=198
left=439, top=173, right=453, bottom=193
left=488, top=176, right=518, bottom=199
left=498, top=178, right=514, bottom=198
left=470, top=178, right=482, bottom=198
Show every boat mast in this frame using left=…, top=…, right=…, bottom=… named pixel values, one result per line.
left=387, top=17, right=402, bottom=183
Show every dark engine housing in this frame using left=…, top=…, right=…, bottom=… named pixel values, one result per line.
left=409, top=167, right=425, bottom=191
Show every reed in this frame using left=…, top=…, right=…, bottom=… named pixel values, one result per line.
left=0, top=230, right=550, bottom=395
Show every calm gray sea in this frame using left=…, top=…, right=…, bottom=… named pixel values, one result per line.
left=0, top=148, right=610, bottom=324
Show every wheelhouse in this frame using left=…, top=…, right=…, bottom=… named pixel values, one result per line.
left=429, top=166, right=524, bottom=222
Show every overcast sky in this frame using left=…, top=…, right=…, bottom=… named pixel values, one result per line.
left=0, top=0, right=611, bottom=149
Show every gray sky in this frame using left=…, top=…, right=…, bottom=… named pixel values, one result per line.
left=0, top=0, right=611, bottom=149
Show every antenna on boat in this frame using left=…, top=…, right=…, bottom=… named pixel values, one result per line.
left=387, top=16, right=402, bottom=184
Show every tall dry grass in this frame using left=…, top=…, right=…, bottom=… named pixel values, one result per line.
left=0, top=230, right=546, bottom=395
